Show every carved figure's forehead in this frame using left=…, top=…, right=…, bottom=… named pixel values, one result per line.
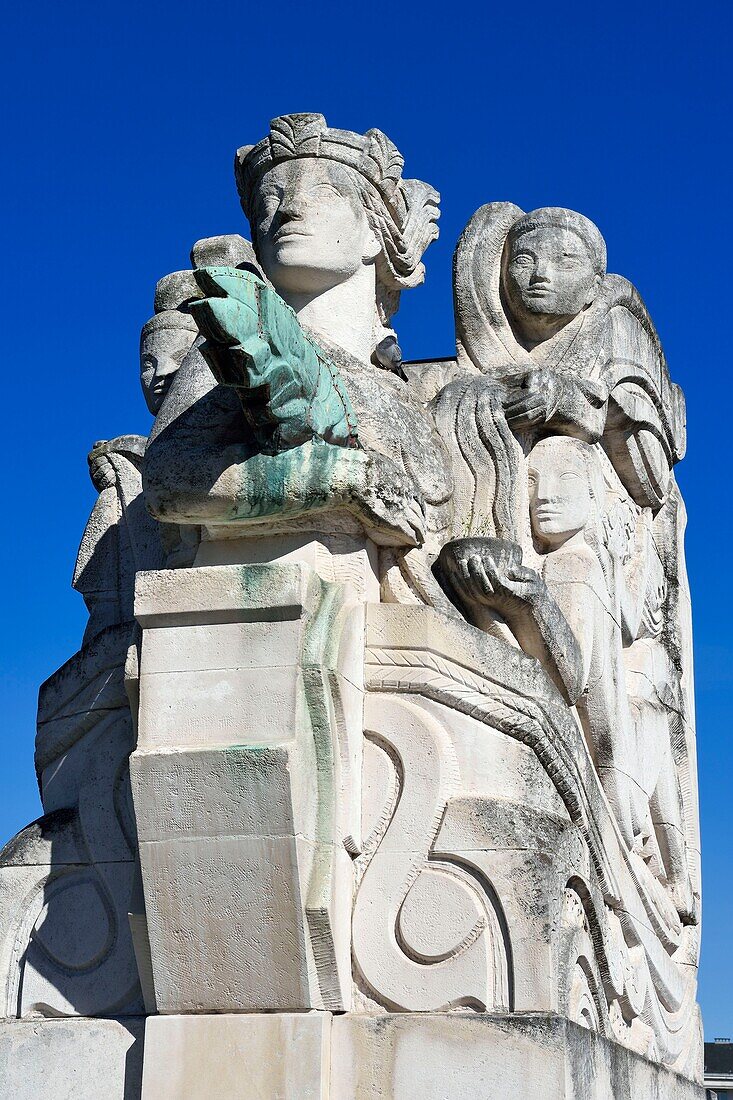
left=255, top=158, right=361, bottom=201
left=509, top=225, right=592, bottom=260
left=528, top=438, right=589, bottom=477
left=140, top=324, right=194, bottom=355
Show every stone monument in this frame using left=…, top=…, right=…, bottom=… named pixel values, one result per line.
left=0, top=113, right=703, bottom=1098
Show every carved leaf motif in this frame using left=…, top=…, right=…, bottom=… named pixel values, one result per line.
left=269, top=112, right=326, bottom=158
left=190, top=266, right=359, bottom=452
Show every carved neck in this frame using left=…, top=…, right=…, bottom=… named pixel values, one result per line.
left=510, top=310, right=579, bottom=352
left=282, top=264, right=377, bottom=364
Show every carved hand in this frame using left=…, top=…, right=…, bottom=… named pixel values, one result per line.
left=355, top=452, right=427, bottom=547
left=87, top=441, right=116, bottom=492
left=502, top=367, right=562, bottom=429
left=438, top=538, right=544, bottom=615
left=458, top=550, right=544, bottom=609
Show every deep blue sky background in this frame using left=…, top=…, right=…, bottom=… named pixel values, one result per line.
left=1, top=0, right=730, bottom=1037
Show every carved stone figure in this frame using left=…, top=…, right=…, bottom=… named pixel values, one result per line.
left=452, top=203, right=685, bottom=512
left=0, top=270, right=200, bottom=1023
left=438, top=436, right=693, bottom=920
left=0, top=116, right=703, bottom=1100
left=145, top=114, right=454, bottom=595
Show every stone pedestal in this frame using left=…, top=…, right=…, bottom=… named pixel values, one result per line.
left=141, top=1013, right=330, bottom=1099
left=123, top=535, right=701, bottom=1096
left=130, top=553, right=366, bottom=1015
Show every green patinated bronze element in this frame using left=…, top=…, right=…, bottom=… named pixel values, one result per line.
left=191, top=266, right=359, bottom=453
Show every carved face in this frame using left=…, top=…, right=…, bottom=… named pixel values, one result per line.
left=140, top=323, right=195, bottom=416
left=503, top=226, right=600, bottom=321
left=528, top=439, right=596, bottom=548
left=252, top=159, right=379, bottom=296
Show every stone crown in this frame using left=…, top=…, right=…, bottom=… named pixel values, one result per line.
left=236, top=113, right=411, bottom=217
left=234, top=113, right=440, bottom=298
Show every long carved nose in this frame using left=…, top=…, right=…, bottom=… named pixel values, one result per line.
left=277, top=187, right=307, bottom=224
left=534, top=470, right=560, bottom=501
left=156, top=356, right=179, bottom=379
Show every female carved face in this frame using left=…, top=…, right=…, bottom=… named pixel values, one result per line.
left=528, top=438, right=596, bottom=548
left=503, top=226, right=600, bottom=322
left=252, top=159, right=379, bottom=296
left=140, top=323, right=194, bottom=415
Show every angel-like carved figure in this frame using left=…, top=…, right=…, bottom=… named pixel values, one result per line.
left=435, top=203, right=698, bottom=899
left=450, top=203, right=686, bottom=515
left=435, top=204, right=687, bottom=587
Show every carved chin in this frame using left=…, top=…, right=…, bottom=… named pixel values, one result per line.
left=532, top=514, right=581, bottom=540
left=518, top=294, right=567, bottom=317
left=265, top=246, right=359, bottom=292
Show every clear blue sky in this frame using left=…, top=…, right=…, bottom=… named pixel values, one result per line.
left=1, top=0, right=730, bottom=1038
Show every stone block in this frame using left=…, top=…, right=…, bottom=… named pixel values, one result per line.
left=137, top=663, right=300, bottom=750
left=134, top=562, right=309, bottom=625
left=139, top=617, right=302, bottom=675
left=137, top=831, right=351, bottom=1013
left=139, top=833, right=308, bottom=1013
left=0, top=1017, right=144, bottom=1100
left=329, top=1013, right=703, bottom=1100
left=130, top=745, right=297, bottom=842
left=141, top=1012, right=330, bottom=1100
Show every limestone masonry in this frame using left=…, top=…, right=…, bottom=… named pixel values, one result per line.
left=0, top=113, right=703, bottom=1098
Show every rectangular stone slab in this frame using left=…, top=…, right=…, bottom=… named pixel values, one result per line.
left=141, top=1012, right=331, bottom=1099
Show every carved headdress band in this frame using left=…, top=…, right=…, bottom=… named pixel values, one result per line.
left=507, top=207, right=607, bottom=276
left=235, top=113, right=440, bottom=316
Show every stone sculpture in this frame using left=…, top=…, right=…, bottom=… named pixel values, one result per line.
left=0, top=113, right=702, bottom=1099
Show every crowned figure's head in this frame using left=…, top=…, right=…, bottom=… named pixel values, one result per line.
left=234, top=113, right=440, bottom=361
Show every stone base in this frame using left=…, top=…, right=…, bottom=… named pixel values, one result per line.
left=0, top=1016, right=144, bottom=1099
left=0, top=1011, right=701, bottom=1098
left=138, top=1012, right=703, bottom=1099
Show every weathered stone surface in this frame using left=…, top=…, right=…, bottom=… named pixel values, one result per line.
left=141, top=1013, right=330, bottom=1099
left=0, top=1017, right=144, bottom=1099
left=130, top=558, right=363, bottom=1014
left=330, top=1013, right=703, bottom=1099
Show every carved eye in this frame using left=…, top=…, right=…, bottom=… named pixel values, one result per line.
left=313, top=183, right=345, bottom=200
left=255, top=193, right=280, bottom=220
left=512, top=254, right=533, bottom=267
